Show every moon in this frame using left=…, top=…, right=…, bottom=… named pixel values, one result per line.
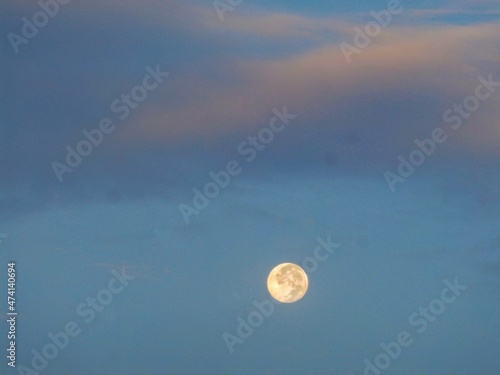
left=267, top=263, right=308, bottom=303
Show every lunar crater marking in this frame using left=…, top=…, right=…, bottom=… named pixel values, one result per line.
left=267, top=263, right=308, bottom=303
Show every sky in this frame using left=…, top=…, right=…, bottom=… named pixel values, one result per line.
left=0, top=0, right=500, bottom=374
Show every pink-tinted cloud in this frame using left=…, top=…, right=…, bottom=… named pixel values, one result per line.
left=116, top=21, right=500, bottom=158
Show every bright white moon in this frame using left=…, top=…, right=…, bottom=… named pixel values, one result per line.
left=267, top=263, right=308, bottom=303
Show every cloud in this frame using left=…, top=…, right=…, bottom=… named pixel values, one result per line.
left=117, top=21, right=500, bottom=161
left=2, top=0, right=500, bottom=203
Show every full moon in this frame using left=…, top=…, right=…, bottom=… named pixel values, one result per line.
left=267, top=263, right=308, bottom=303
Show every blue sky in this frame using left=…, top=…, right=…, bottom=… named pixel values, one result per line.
left=1, top=0, right=500, bottom=374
